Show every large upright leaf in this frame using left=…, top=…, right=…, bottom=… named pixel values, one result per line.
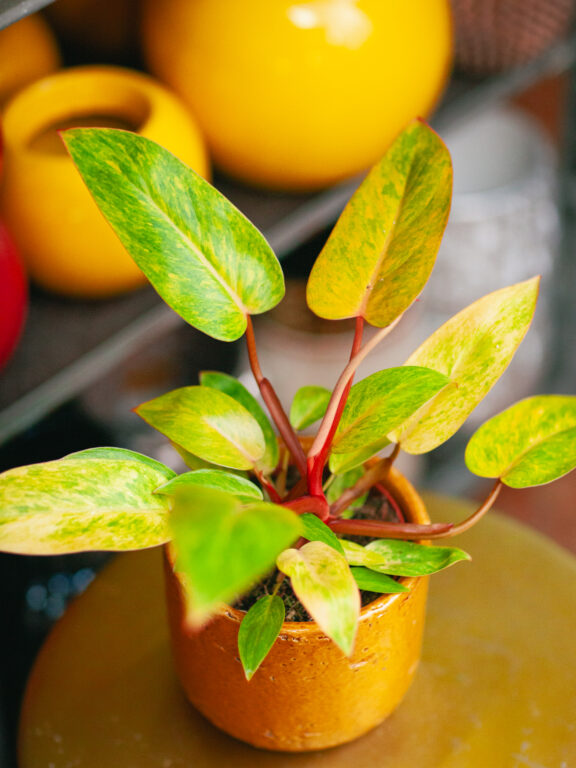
left=390, top=278, right=540, bottom=454
left=0, top=457, right=171, bottom=554
left=332, top=367, right=449, bottom=454
left=136, top=386, right=265, bottom=470
left=200, top=371, right=278, bottom=472
left=170, top=488, right=302, bottom=624
left=63, top=128, right=284, bottom=341
left=306, top=121, right=452, bottom=327
left=465, top=395, right=576, bottom=488
left=277, top=541, right=360, bottom=656
left=238, top=595, right=285, bottom=680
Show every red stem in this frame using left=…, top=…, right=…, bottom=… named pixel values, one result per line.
left=375, top=482, right=405, bottom=523
left=253, top=467, right=282, bottom=504
left=328, top=518, right=453, bottom=539
left=307, top=317, right=364, bottom=496
left=245, top=317, right=307, bottom=478
left=283, top=495, right=330, bottom=521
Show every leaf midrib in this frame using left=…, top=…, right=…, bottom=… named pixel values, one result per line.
left=130, top=175, right=248, bottom=316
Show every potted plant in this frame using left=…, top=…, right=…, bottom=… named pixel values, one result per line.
left=1, top=121, right=575, bottom=752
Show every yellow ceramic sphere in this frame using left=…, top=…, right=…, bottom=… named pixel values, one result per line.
left=0, top=66, right=209, bottom=298
left=0, top=14, right=60, bottom=107
left=143, top=0, right=452, bottom=191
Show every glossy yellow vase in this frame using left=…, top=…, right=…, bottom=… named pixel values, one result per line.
left=143, top=0, right=452, bottom=191
left=0, top=14, right=60, bottom=107
left=164, top=467, right=429, bottom=752
left=0, top=66, right=209, bottom=298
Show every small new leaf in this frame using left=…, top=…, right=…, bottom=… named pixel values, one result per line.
left=155, top=470, right=263, bottom=501
left=466, top=395, right=576, bottom=488
left=307, top=120, right=452, bottom=327
left=365, top=539, right=471, bottom=577
left=200, top=371, right=278, bottom=472
left=136, top=386, right=265, bottom=471
left=238, top=595, right=285, bottom=680
left=351, top=567, right=408, bottom=594
left=300, top=513, right=344, bottom=554
left=289, top=386, right=331, bottom=431
left=391, top=278, right=540, bottom=454
left=325, top=467, right=367, bottom=517
left=64, top=129, right=284, bottom=341
left=277, top=541, right=360, bottom=656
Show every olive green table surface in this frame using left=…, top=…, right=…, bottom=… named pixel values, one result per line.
left=19, top=495, right=576, bottom=768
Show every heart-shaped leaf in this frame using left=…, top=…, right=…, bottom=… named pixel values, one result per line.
left=332, top=367, right=449, bottom=454
left=64, top=446, right=176, bottom=480
left=0, top=457, right=172, bottom=555
left=300, top=513, right=344, bottom=554
left=200, top=371, right=278, bottom=472
left=390, top=278, right=540, bottom=454
left=136, top=386, right=265, bottom=471
left=350, top=567, right=408, bottom=594
left=365, top=539, right=471, bottom=577
left=63, top=128, right=284, bottom=341
left=155, top=469, right=263, bottom=501
left=328, top=437, right=390, bottom=475
left=307, top=120, right=452, bottom=327
left=465, top=395, right=576, bottom=488
left=325, top=467, right=367, bottom=517
left=289, top=386, right=331, bottom=431
left=238, top=595, right=285, bottom=680
left=171, top=488, right=301, bottom=624
left=277, top=541, right=360, bottom=656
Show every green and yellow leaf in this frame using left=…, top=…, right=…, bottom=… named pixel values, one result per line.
left=332, top=367, right=449, bottom=454
left=63, top=128, right=284, bottom=341
left=200, top=371, right=278, bottom=472
left=466, top=395, right=576, bottom=488
left=390, top=278, right=540, bottom=454
left=0, top=457, right=171, bottom=554
left=365, top=539, right=471, bottom=577
left=155, top=469, right=263, bottom=501
left=136, top=386, right=265, bottom=471
left=64, top=446, right=176, bottom=479
left=277, top=541, right=360, bottom=656
left=307, top=120, right=452, bottom=327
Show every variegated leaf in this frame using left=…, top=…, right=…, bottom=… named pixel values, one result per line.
left=466, top=395, right=576, bottom=488
left=307, top=121, right=452, bottom=327
left=63, top=128, right=284, bottom=341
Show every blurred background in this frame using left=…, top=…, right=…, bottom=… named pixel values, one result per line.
left=1, top=0, right=576, bottom=764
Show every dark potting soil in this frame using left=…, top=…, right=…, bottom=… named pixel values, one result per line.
left=234, top=489, right=401, bottom=622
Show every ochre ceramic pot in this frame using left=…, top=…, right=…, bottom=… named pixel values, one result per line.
left=164, top=466, right=429, bottom=752
left=142, top=0, right=452, bottom=191
left=0, top=14, right=60, bottom=107
left=0, top=66, right=209, bottom=298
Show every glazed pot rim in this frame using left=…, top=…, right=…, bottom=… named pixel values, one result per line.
left=2, top=64, right=166, bottom=153
left=166, top=464, right=430, bottom=636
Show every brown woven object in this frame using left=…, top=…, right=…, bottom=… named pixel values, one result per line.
left=451, top=0, right=576, bottom=74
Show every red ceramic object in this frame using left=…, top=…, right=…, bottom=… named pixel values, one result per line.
left=0, top=218, right=27, bottom=368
